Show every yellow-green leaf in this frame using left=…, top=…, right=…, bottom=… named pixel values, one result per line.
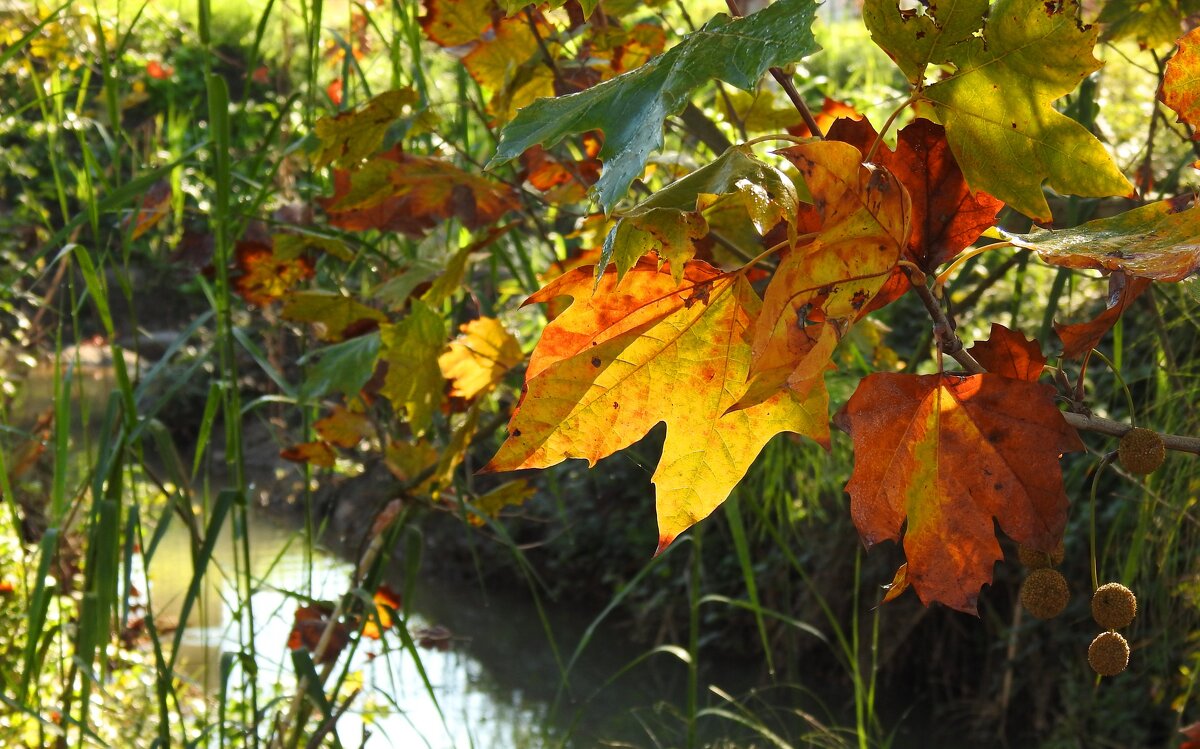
left=314, top=89, right=418, bottom=169
left=281, top=290, right=386, bottom=342
left=380, top=301, right=445, bottom=435
left=864, top=0, right=1132, bottom=221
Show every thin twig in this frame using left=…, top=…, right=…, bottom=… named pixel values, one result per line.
left=723, top=0, right=824, bottom=139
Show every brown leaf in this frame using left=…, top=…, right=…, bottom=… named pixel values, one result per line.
left=287, top=603, right=348, bottom=664
left=122, top=180, right=172, bottom=240
left=232, top=239, right=315, bottom=306
left=967, top=324, right=1046, bottom=382
left=314, top=405, right=373, bottom=449
left=1054, top=273, right=1151, bottom=359
left=881, top=563, right=910, bottom=604
left=280, top=441, right=336, bottom=468
left=835, top=372, right=1084, bottom=613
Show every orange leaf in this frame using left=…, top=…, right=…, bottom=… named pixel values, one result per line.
left=362, top=584, right=403, bottom=640
left=835, top=372, right=1084, bottom=613
left=322, top=148, right=518, bottom=236
left=1161, top=27, right=1200, bottom=138
left=121, top=180, right=172, bottom=240
left=438, top=317, right=523, bottom=399
left=485, top=258, right=830, bottom=551
left=232, top=239, right=315, bottom=306
left=146, top=60, right=173, bottom=80
left=881, top=563, right=910, bottom=604
left=742, top=140, right=908, bottom=408
left=280, top=441, right=336, bottom=468
left=788, top=97, right=863, bottom=138
left=287, top=603, right=348, bottom=664
left=314, top=405, right=373, bottom=449
left=967, top=324, right=1046, bottom=382
left=326, top=78, right=344, bottom=106
left=1054, top=273, right=1151, bottom=359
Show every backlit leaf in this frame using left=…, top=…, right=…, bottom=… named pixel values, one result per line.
left=497, top=0, right=598, bottom=16
left=1003, top=195, right=1200, bottom=282
left=362, top=585, right=402, bottom=640
left=380, top=302, right=445, bottom=435
left=121, top=180, right=171, bottom=240
left=864, top=0, right=1133, bottom=221
left=313, top=89, right=419, bottom=169
left=601, top=146, right=800, bottom=284
left=280, top=290, right=386, bottom=342
left=438, top=317, right=523, bottom=400
left=967, top=324, right=1046, bottom=382
left=419, top=0, right=497, bottom=47
left=741, top=140, right=908, bottom=408
left=1100, top=0, right=1194, bottom=47
left=301, top=332, right=381, bottom=399
left=484, top=258, right=830, bottom=551
left=468, top=479, right=536, bottom=525
left=314, top=405, right=373, bottom=449
left=323, top=149, right=519, bottom=236
left=232, top=238, right=315, bottom=306
left=462, top=16, right=555, bottom=125
left=1054, top=273, right=1151, bottom=359
left=280, top=441, right=336, bottom=468
left=835, top=372, right=1084, bottom=613
left=488, top=0, right=821, bottom=212
left=287, top=603, right=347, bottom=663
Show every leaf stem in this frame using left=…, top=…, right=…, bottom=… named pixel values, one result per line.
left=864, top=95, right=915, bottom=163
left=723, top=0, right=824, bottom=139
left=742, top=133, right=811, bottom=148
left=932, top=241, right=1013, bottom=290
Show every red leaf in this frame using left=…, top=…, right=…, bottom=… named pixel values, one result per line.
left=146, top=60, right=173, bottom=80
left=1054, top=273, right=1151, bottom=359
left=967, top=323, right=1046, bottom=382
left=232, top=239, right=315, bottom=306
left=287, top=604, right=348, bottom=664
left=326, top=78, right=344, bottom=106
left=835, top=372, right=1084, bottom=613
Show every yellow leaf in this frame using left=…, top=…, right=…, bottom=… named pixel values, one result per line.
left=438, top=317, right=523, bottom=400
left=380, top=302, right=445, bottom=435
left=468, top=480, right=536, bottom=525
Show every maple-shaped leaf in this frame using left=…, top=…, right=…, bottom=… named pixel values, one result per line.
left=828, top=117, right=1004, bottom=272
left=323, top=148, right=519, bottom=235
left=380, top=301, right=445, bottom=435
left=484, top=258, right=830, bottom=550
left=967, top=324, right=1046, bottom=382
left=1054, top=273, right=1152, bottom=358
left=602, top=146, right=800, bottom=284
left=419, top=0, right=497, bottom=47
left=314, top=405, right=373, bottom=449
left=520, top=133, right=602, bottom=204
left=487, top=0, right=820, bottom=212
left=864, top=0, right=1132, bottom=221
left=280, top=290, right=386, bottom=342
left=1163, top=27, right=1200, bottom=138
left=741, top=140, right=909, bottom=408
left=468, top=479, right=536, bottom=526
left=280, top=441, right=336, bottom=468
left=1003, top=195, right=1200, bottom=282
left=232, top=238, right=315, bottom=306
left=835, top=372, right=1085, bottom=613
left=438, top=317, right=523, bottom=400
left=313, top=89, right=418, bottom=169
left=1100, top=0, right=1195, bottom=48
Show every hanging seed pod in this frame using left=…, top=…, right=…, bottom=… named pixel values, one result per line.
left=1091, top=583, right=1137, bottom=630
left=1020, top=568, right=1069, bottom=619
left=1118, top=428, right=1165, bottom=475
left=1088, top=631, right=1130, bottom=677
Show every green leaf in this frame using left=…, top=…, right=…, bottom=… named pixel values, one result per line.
left=601, top=146, right=801, bottom=284
left=280, top=290, right=386, bottom=341
left=313, top=89, right=418, bottom=169
left=1098, top=0, right=1199, bottom=47
left=1002, top=195, right=1200, bottom=282
left=380, top=302, right=446, bottom=435
left=864, top=0, right=1132, bottom=221
left=487, top=0, right=821, bottom=213
left=300, top=331, right=381, bottom=399
left=497, top=0, right=598, bottom=16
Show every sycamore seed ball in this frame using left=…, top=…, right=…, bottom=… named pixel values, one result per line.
left=1018, top=539, right=1066, bottom=569
left=1088, top=631, right=1130, bottom=677
left=1119, top=427, right=1165, bottom=475
left=1021, top=568, right=1070, bottom=619
left=1092, top=583, right=1137, bottom=630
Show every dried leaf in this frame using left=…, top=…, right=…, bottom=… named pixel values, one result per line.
left=967, top=324, right=1046, bottom=382
left=280, top=441, right=336, bottom=468
left=1054, top=274, right=1152, bottom=359
left=314, top=405, right=373, bottom=449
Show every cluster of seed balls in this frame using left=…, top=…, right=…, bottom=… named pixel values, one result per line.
left=1017, top=551, right=1138, bottom=676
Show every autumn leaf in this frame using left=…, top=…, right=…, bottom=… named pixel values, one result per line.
left=232, top=238, right=315, bottom=306
left=468, top=479, right=536, bottom=525
left=313, top=89, right=419, bottom=168
left=881, top=563, right=910, bottom=604
left=740, top=140, right=908, bottom=408
left=362, top=585, right=402, bottom=640
left=384, top=439, right=440, bottom=494
left=484, top=258, right=830, bottom=551
left=1054, top=273, right=1152, bottom=359
left=835, top=372, right=1084, bottom=613
left=463, top=15, right=556, bottom=125
left=1003, top=195, right=1200, bottom=282
left=280, top=441, right=336, bottom=468
left=314, top=405, right=373, bottom=449
left=600, top=146, right=800, bottom=285
left=1100, top=0, right=1194, bottom=47
left=864, top=0, right=1132, bottom=221
left=322, top=148, right=519, bottom=236
left=488, top=0, right=821, bottom=212
left=272, top=234, right=354, bottom=262
left=1162, top=26, right=1200, bottom=137
left=967, top=324, right=1046, bottom=382
left=121, top=180, right=172, bottom=240
left=519, top=132, right=602, bottom=204
left=497, top=0, right=597, bottom=16
left=281, top=290, right=386, bottom=342
left=419, top=0, right=497, bottom=46
left=438, top=317, right=523, bottom=400
left=287, top=603, right=348, bottom=663
left=380, top=301, right=445, bottom=435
